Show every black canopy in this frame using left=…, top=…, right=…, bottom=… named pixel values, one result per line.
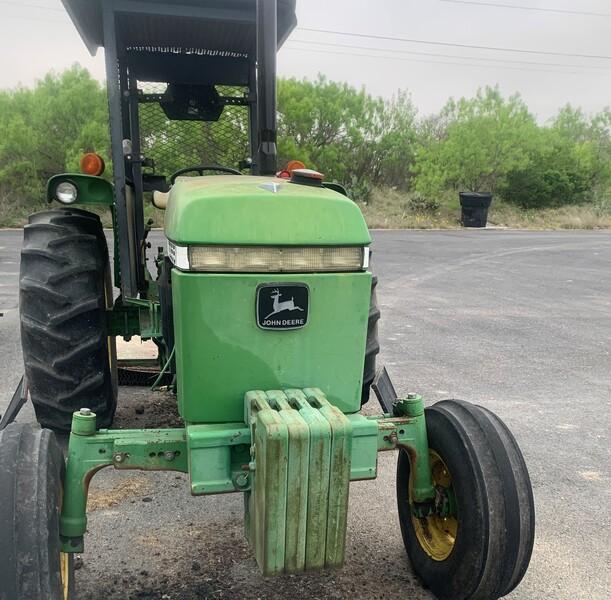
left=61, top=0, right=297, bottom=56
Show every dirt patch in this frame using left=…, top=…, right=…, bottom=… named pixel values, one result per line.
left=136, top=534, right=163, bottom=549
left=114, top=387, right=183, bottom=429
left=88, top=476, right=151, bottom=511
left=78, top=520, right=427, bottom=600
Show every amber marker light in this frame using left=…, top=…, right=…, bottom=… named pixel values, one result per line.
left=80, top=153, right=105, bottom=176
left=286, top=160, right=306, bottom=173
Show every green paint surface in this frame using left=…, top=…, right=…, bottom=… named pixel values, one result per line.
left=164, top=175, right=371, bottom=246
left=265, top=391, right=309, bottom=572
left=172, top=271, right=372, bottom=423
left=244, top=389, right=352, bottom=575
left=47, top=173, right=114, bottom=206
left=285, top=389, right=331, bottom=569
left=304, top=388, right=352, bottom=568
left=187, top=423, right=251, bottom=494
left=246, top=391, right=289, bottom=575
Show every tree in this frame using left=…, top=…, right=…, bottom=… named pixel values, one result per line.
left=414, top=87, right=538, bottom=198
left=0, top=65, right=107, bottom=211
left=277, top=75, right=418, bottom=199
left=500, top=106, right=610, bottom=208
left=370, top=91, right=419, bottom=188
left=1, top=66, right=610, bottom=223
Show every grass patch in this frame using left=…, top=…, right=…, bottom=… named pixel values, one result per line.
left=0, top=195, right=163, bottom=229
left=87, top=476, right=150, bottom=511
left=359, top=187, right=611, bottom=230
left=2, top=186, right=611, bottom=230
left=360, top=188, right=459, bottom=229
left=0, top=192, right=46, bottom=228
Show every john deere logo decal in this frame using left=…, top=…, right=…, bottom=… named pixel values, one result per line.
left=257, top=284, right=309, bottom=330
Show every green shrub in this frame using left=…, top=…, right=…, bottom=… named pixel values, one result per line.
left=406, top=193, right=440, bottom=213
left=501, top=165, right=589, bottom=209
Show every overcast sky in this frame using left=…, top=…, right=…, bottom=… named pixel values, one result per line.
left=0, top=0, right=609, bottom=122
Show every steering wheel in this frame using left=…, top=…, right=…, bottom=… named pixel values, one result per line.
left=170, top=164, right=242, bottom=184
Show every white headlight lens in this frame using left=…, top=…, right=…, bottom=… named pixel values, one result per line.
left=56, top=181, right=78, bottom=204
left=169, top=243, right=368, bottom=273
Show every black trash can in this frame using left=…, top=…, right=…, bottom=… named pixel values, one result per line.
left=459, top=192, right=492, bottom=228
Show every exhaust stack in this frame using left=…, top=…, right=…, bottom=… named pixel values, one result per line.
left=256, top=0, right=278, bottom=175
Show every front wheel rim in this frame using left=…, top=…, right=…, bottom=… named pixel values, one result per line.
left=59, top=552, right=70, bottom=600
left=58, top=488, right=71, bottom=599
left=410, top=450, right=458, bottom=561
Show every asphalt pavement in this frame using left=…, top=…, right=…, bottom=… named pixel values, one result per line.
left=1, top=228, right=610, bottom=600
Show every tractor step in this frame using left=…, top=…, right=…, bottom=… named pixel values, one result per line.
left=371, top=366, right=398, bottom=414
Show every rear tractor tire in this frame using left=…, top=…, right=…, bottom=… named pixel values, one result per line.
left=19, top=208, right=118, bottom=433
left=0, top=423, right=75, bottom=600
left=397, top=400, right=535, bottom=600
left=361, top=275, right=381, bottom=405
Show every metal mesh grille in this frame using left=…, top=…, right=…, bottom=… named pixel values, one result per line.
left=138, top=82, right=250, bottom=175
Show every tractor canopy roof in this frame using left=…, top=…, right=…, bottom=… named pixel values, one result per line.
left=62, top=1, right=297, bottom=63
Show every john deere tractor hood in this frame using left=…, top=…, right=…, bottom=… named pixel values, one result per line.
left=164, top=176, right=371, bottom=246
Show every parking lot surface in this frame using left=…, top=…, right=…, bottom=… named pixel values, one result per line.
left=1, top=229, right=609, bottom=599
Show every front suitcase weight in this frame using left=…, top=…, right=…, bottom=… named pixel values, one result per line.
left=245, top=388, right=352, bottom=575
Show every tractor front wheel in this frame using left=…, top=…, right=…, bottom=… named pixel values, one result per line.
left=397, top=400, right=535, bottom=600
left=0, top=423, right=75, bottom=600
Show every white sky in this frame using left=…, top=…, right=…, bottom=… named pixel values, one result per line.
left=0, top=0, right=610, bottom=122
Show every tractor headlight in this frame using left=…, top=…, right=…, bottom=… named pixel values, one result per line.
left=168, top=242, right=370, bottom=273
left=55, top=181, right=78, bottom=204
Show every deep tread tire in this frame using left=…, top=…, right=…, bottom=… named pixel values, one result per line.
left=397, top=400, right=535, bottom=600
left=0, top=423, right=75, bottom=600
left=361, top=275, right=381, bottom=405
left=20, top=208, right=117, bottom=432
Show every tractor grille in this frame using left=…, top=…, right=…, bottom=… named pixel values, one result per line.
left=138, top=82, right=251, bottom=174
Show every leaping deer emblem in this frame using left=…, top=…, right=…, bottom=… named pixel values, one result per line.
left=264, top=289, right=304, bottom=320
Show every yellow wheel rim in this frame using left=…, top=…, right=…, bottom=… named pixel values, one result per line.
left=59, top=552, right=70, bottom=600
left=58, top=489, right=71, bottom=599
left=411, top=450, right=458, bottom=561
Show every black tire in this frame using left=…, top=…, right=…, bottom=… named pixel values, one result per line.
left=397, top=400, right=535, bottom=600
left=474, top=404, right=536, bottom=596
left=361, top=275, right=381, bottom=405
left=20, top=208, right=118, bottom=432
left=0, top=423, right=75, bottom=600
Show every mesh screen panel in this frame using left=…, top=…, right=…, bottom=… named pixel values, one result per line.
left=138, top=82, right=250, bottom=175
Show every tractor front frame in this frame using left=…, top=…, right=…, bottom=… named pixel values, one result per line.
left=59, top=391, right=434, bottom=574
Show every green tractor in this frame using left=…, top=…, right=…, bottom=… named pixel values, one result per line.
left=0, top=1, right=535, bottom=598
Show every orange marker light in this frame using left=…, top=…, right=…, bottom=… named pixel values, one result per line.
left=286, top=160, right=306, bottom=173
left=80, top=153, right=105, bottom=176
